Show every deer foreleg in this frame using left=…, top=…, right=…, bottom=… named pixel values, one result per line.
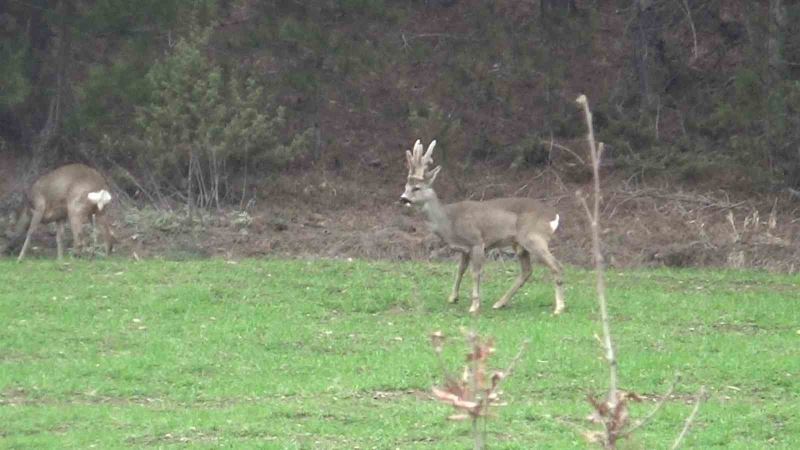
left=17, top=209, right=44, bottom=262
left=448, top=252, right=470, bottom=304
left=468, top=245, right=485, bottom=314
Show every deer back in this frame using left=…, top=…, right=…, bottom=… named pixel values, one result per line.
left=28, top=164, right=110, bottom=223
left=444, top=197, right=558, bottom=249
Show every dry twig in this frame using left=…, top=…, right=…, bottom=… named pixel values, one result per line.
left=575, top=94, right=705, bottom=448
left=430, top=329, right=528, bottom=450
left=671, top=386, right=707, bottom=450
left=677, top=0, right=699, bottom=62
left=576, top=94, right=618, bottom=410
left=620, top=375, right=679, bottom=439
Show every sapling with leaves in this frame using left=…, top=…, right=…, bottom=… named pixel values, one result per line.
left=429, top=329, right=527, bottom=450
left=574, top=94, right=706, bottom=449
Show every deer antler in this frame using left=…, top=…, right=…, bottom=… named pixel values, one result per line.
left=406, top=139, right=437, bottom=180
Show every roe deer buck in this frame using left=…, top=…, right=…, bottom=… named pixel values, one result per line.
left=400, top=139, right=565, bottom=314
left=14, top=164, right=114, bottom=261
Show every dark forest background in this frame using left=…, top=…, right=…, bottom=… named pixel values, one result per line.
left=2, top=0, right=800, bottom=211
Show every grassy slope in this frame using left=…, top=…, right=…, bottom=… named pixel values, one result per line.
left=1, top=259, right=798, bottom=448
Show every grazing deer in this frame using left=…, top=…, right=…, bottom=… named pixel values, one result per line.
left=400, top=139, right=565, bottom=314
left=14, top=164, right=114, bottom=261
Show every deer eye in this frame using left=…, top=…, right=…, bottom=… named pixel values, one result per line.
left=412, top=187, right=421, bottom=192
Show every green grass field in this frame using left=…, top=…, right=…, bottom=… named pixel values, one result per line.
left=1, top=258, right=798, bottom=449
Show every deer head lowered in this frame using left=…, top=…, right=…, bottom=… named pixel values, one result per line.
left=401, top=139, right=565, bottom=314
left=11, top=163, right=115, bottom=261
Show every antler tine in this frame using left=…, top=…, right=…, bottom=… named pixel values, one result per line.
left=422, top=139, right=436, bottom=166
left=407, top=139, right=436, bottom=179
left=412, top=139, right=423, bottom=161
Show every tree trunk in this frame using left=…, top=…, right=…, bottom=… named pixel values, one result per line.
left=25, top=0, right=73, bottom=182
left=187, top=148, right=195, bottom=221
left=768, top=0, right=786, bottom=83
left=632, top=0, right=653, bottom=109
left=766, top=0, right=798, bottom=187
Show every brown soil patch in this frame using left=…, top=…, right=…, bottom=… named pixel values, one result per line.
left=3, top=165, right=798, bottom=273
left=1, top=140, right=798, bottom=272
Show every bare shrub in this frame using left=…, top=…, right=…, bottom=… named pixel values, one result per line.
left=575, top=94, right=706, bottom=449
left=429, top=330, right=527, bottom=450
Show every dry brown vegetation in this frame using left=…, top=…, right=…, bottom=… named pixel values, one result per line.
left=2, top=2, right=799, bottom=268
left=3, top=152, right=799, bottom=271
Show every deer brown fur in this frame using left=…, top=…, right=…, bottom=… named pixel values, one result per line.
left=14, top=164, right=114, bottom=261
left=400, top=139, right=565, bottom=314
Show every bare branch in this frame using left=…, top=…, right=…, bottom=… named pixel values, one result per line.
left=577, top=192, right=594, bottom=223
left=670, top=386, right=706, bottom=450
left=399, top=32, right=480, bottom=52
left=540, top=138, right=587, bottom=165
left=620, top=375, right=679, bottom=438
left=430, top=331, right=527, bottom=450
left=677, top=0, right=699, bottom=61
left=576, top=94, right=618, bottom=407
left=501, top=339, right=530, bottom=382
left=575, top=95, right=707, bottom=450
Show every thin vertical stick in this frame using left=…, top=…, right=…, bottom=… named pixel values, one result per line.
left=670, top=386, right=706, bottom=449
left=472, top=416, right=483, bottom=450
left=677, top=0, right=699, bottom=61
left=576, top=94, right=618, bottom=408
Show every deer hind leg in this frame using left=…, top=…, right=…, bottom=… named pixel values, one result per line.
left=521, top=233, right=565, bottom=315
left=448, top=252, right=470, bottom=304
left=493, top=246, right=532, bottom=310
left=17, top=208, right=44, bottom=262
left=96, top=213, right=114, bottom=255
left=68, top=209, right=85, bottom=257
left=468, top=245, right=485, bottom=314
left=56, top=221, right=65, bottom=260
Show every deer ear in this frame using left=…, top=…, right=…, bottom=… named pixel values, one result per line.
left=426, top=165, right=442, bottom=183
left=405, top=150, right=413, bottom=170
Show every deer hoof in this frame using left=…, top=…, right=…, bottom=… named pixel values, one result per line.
left=469, top=301, right=480, bottom=314
left=492, top=301, right=508, bottom=310
left=447, top=294, right=459, bottom=304
left=553, top=306, right=565, bottom=315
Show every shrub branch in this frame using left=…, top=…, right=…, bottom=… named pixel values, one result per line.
left=576, top=94, right=618, bottom=408
left=575, top=94, right=706, bottom=448
left=671, top=386, right=707, bottom=450
left=430, top=329, right=528, bottom=450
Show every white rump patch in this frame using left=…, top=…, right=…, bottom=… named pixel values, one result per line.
left=549, top=214, right=560, bottom=232
left=87, top=189, right=112, bottom=211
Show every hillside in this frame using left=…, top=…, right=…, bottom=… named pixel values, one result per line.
left=1, top=0, right=798, bottom=270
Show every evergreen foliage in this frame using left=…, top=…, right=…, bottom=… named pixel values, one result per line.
left=2, top=1, right=800, bottom=192
left=134, top=23, right=311, bottom=208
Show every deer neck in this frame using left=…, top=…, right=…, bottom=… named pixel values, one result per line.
left=421, top=191, right=454, bottom=241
